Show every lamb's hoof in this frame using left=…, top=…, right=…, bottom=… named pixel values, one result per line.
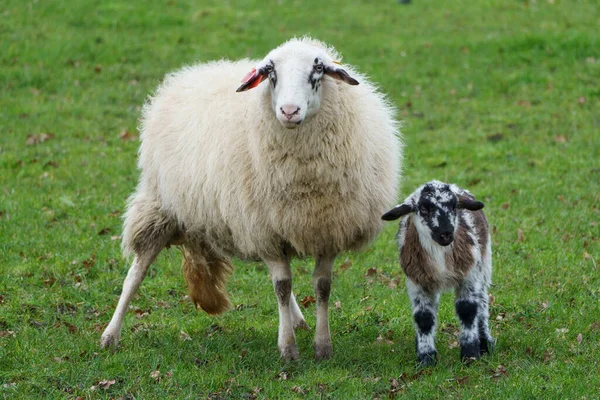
left=280, top=344, right=300, bottom=362
left=314, top=342, right=333, bottom=361
left=480, top=337, right=495, bottom=355
left=100, top=331, right=120, bottom=349
left=417, top=351, right=437, bottom=368
left=460, top=342, right=481, bottom=364
left=294, top=320, right=310, bottom=331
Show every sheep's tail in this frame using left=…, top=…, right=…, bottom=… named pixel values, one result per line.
left=182, top=247, right=233, bottom=315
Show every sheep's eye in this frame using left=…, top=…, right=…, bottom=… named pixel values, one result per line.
left=419, top=205, right=430, bottom=215
left=314, top=63, right=324, bottom=73
left=265, top=64, right=274, bottom=73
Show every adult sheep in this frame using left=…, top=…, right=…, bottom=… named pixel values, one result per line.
left=100, top=37, right=402, bottom=361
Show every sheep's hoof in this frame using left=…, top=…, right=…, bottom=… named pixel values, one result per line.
left=100, top=331, right=120, bottom=349
left=417, top=351, right=437, bottom=367
left=280, top=344, right=300, bottom=362
left=460, top=341, right=481, bottom=363
left=314, top=342, right=333, bottom=361
left=294, top=320, right=310, bottom=331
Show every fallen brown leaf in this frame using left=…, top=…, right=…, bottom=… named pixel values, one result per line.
left=554, top=135, right=567, bottom=143
left=26, top=133, right=55, bottom=145
left=365, top=267, right=377, bottom=277
left=180, top=330, right=191, bottom=341
left=300, top=296, right=315, bottom=308
left=151, top=370, right=161, bottom=381
left=577, top=333, right=583, bottom=344
left=517, top=228, right=525, bottom=242
left=339, top=259, right=353, bottom=271
left=119, top=130, right=138, bottom=141
left=98, top=379, right=116, bottom=390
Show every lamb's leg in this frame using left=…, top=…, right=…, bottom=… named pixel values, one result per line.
left=100, top=251, right=159, bottom=348
left=406, top=279, right=440, bottom=367
left=265, top=258, right=298, bottom=361
left=313, top=255, right=335, bottom=360
left=290, top=292, right=309, bottom=331
left=455, top=277, right=483, bottom=362
left=477, top=289, right=494, bottom=355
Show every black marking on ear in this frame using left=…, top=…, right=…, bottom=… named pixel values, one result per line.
left=455, top=300, right=478, bottom=328
left=382, top=203, right=414, bottom=221
left=414, top=310, right=435, bottom=335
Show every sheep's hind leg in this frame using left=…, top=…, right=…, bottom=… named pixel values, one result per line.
left=290, top=292, right=309, bottom=331
left=100, top=197, right=177, bottom=349
left=100, top=251, right=160, bottom=349
left=313, top=255, right=335, bottom=360
left=265, top=258, right=299, bottom=361
left=406, top=279, right=440, bottom=367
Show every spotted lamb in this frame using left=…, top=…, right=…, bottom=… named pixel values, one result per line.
left=382, top=181, right=493, bottom=366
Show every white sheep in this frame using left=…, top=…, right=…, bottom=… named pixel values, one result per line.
left=382, top=181, right=493, bottom=366
left=100, top=37, right=402, bottom=361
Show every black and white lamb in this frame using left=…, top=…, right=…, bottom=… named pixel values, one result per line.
left=382, top=181, right=493, bottom=366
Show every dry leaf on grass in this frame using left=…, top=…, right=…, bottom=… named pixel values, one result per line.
left=300, top=295, right=315, bottom=308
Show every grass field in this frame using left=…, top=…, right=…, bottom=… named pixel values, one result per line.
left=1, top=0, right=599, bottom=398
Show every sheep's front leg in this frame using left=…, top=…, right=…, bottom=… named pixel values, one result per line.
left=265, top=258, right=299, bottom=361
left=406, top=279, right=440, bottom=367
left=455, top=277, right=483, bottom=362
left=101, top=251, right=159, bottom=348
left=313, top=255, right=335, bottom=360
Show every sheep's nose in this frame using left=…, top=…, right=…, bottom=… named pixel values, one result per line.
left=280, top=104, right=301, bottom=120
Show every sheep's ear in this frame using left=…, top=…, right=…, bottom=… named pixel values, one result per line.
left=236, top=68, right=267, bottom=92
left=324, top=65, right=359, bottom=86
left=382, top=203, right=414, bottom=221
left=457, top=196, right=485, bottom=211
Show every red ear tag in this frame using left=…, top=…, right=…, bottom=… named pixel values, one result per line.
left=241, top=68, right=257, bottom=84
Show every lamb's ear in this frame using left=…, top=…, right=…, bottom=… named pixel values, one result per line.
left=324, top=65, right=359, bottom=86
left=457, top=196, right=485, bottom=211
left=236, top=68, right=267, bottom=92
left=382, top=203, right=414, bottom=221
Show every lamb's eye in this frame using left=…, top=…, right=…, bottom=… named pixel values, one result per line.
left=314, top=63, right=324, bottom=73
left=265, top=64, right=273, bottom=73
left=419, top=205, right=429, bottom=215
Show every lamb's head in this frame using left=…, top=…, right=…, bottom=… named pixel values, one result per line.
left=236, top=38, right=359, bottom=129
left=382, top=181, right=484, bottom=247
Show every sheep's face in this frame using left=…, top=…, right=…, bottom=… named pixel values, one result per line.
left=236, top=41, right=359, bottom=129
left=382, top=181, right=485, bottom=247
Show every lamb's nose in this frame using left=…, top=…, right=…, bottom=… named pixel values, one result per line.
left=280, top=104, right=301, bottom=120
left=440, top=232, right=453, bottom=242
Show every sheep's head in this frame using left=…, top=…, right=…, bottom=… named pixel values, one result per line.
left=236, top=39, right=359, bottom=129
left=382, top=181, right=484, bottom=247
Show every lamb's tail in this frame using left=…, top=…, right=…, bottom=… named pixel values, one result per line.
left=182, top=246, right=233, bottom=315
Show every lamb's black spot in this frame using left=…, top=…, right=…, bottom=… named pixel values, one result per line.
left=455, top=300, right=478, bottom=328
left=414, top=310, right=435, bottom=334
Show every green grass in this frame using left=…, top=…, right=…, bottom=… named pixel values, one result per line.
left=1, top=0, right=599, bottom=398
